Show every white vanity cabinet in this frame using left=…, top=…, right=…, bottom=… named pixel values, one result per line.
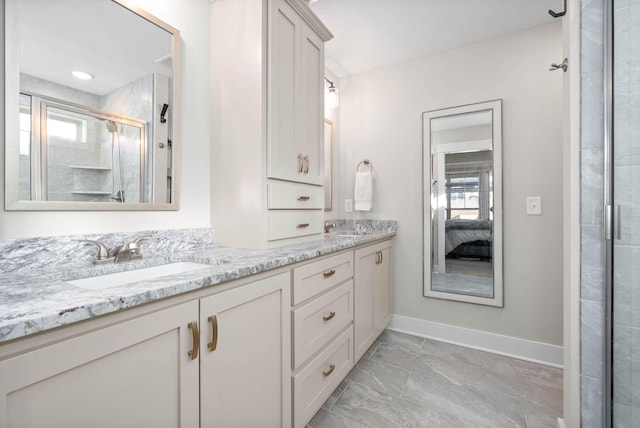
left=199, top=272, right=291, bottom=428
left=0, top=301, right=200, bottom=428
left=0, top=272, right=291, bottom=428
left=354, top=240, right=393, bottom=362
left=210, top=0, right=332, bottom=249
left=291, top=252, right=355, bottom=428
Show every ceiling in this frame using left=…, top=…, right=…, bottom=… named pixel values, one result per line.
left=308, top=0, right=561, bottom=77
left=18, top=0, right=173, bottom=96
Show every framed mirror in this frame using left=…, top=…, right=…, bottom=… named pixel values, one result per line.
left=422, top=100, right=503, bottom=307
left=5, top=0, right=180, bottom=210
left=324, top=118, right=333, bottom=211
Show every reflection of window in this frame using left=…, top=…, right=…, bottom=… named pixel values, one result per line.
left=446, top=175, right=480, bottom=220
left=46, top=109, right=87, bottom=143
left=19, top=107, right=31, bottom=156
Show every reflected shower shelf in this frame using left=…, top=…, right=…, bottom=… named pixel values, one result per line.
left=70, top=191, right=113, bottom=195
left=69, top=165, right=112, bottom=171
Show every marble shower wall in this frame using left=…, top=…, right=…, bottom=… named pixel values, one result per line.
left=101, top=74, right=154, bottom=203
left=580, top=0, right=606, bottom=426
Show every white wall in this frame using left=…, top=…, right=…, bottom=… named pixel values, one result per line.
left=0, top=0, right=212, bottom=239
left=338, top=22, right=564, bottom=346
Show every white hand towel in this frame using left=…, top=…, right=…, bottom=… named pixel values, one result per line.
left=354, top=171, right=373, bottom=211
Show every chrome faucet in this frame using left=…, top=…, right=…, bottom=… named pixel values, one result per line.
left=81, top=235, right=150, bottom=264
left=324, top=222, right=336, bottom=233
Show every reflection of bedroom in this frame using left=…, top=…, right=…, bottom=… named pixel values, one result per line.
left=444, top=150, right=493, bottom=276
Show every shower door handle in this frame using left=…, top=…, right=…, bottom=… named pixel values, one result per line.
left=613, top=205, right=621, bottom=241
left=605, top=205, right=622, bottom=241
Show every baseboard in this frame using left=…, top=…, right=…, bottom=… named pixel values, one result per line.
left=557, top=417, right=566, bottom=428
left=388, top=314, right=563, bottom=368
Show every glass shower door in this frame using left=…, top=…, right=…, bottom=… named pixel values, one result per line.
left=611, top=0, right=640, bottom=426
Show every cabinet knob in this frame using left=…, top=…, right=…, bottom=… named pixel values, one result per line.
left=187, top=321, right=200, bottom=360
left=297, top=196, right=310, bottom=201
left=296, top=223, right=310, bottom=229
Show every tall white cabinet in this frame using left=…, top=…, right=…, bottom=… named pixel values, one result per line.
left=211, top=0, right=332, bottom=249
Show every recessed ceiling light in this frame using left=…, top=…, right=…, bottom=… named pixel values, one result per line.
left=72, top=70, right=94, bottom=80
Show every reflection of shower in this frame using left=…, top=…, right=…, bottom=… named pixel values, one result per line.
left=106, top=120, right=125, bottom=202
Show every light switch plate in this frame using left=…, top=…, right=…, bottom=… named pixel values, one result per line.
left=345, top=199, right=353, bottom=213
left=527, top=196, right=542, bottom=215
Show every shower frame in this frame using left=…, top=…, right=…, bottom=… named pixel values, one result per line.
left=22, top=91, right=147, bottom=202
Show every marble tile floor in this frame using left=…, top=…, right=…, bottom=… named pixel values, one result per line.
left=307, top=330, right=563, bottom=428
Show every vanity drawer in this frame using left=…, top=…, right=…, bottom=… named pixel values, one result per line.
left=292, top=327, right=353, bottom=428
left=267, top=211, right=324, bottom=241
left=293, top=280, right=353, bottom=369
left=268, top=180, right=324, bottom=209
left=292, top=252, right=354, bottom=305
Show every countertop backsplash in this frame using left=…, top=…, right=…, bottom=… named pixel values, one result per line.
left=0, top=228, right=216, bottom=274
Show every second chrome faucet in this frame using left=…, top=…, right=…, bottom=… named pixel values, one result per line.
left=82, top=235, right=150, bottom=264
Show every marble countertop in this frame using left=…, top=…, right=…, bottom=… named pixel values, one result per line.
left=0, top=228, right=395, bottom=344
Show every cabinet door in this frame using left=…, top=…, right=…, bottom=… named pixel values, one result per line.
left=298, top=23, right=324, bottom=185
left=354, top=241, right=393, bottom=362
left=268, top=0, right=324, bottom=186
left=0, top=301, right=200, bottom=428
left=200, top=272, right=291, bottom=428
left=374, top=246, right=393, bottom=333
left=268, top=0, right=301, bottom=183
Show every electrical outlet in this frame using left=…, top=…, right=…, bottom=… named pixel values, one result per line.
left=345, top=199, right=353, bottom=213
left=527, top=196, right=542, bottom=216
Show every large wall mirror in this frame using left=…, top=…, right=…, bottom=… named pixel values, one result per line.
left=423, top=100, right=503, bottom=307
left=5, top=0, right=180, bottom=210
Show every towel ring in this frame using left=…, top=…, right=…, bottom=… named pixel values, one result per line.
left=357, top=159, right=373, bottom=172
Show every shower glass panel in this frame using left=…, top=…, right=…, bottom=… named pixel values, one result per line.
left=611, top=0, right=640, bottom=425
left=20, top=94, right=147, bottom=203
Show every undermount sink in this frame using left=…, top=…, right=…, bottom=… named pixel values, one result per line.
left=67, top=262, right=213, bottom=291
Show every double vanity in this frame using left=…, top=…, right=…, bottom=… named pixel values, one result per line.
left=0, top=222, right=395, bottom=428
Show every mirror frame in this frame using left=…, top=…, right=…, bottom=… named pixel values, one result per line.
left=4, top=0, right=181, bottom=211
left=422, top=99, right=503, bottom=307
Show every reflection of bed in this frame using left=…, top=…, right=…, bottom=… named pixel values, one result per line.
left=445, top=219, right=492, bottom=258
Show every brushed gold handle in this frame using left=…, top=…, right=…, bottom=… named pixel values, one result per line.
left=208, top=315, right=218, bottom=352
left=303, top=155, right=310, bottom=174
left=323, top=311, right=336, bottom=321
left=323, top=269, right=336, bottom=278
left=297, top=223, right=309, bottom=228
left=323, top=363, right=336, bottom=377
left=297, top=154, right=304, bottom=173
left=187, top=321, right=199, bottom=360
left=297, top=196, right=310, bottom=201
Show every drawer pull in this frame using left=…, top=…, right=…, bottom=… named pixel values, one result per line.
left=187, top=321, right=199, bottom=360
left=208, top=315, right=218, bottom=352
left=297, top=196, right=310, bottom=201
left=323, top=269, right=336, bottom=278
left=323, top=363, right=336, bottom=377
left=322, top=311, right=336, bottom=321
left=297, top=223, right=310, bottom=229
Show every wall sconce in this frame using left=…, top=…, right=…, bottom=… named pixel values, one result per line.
left=324, top=77, right=339, bottom=109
